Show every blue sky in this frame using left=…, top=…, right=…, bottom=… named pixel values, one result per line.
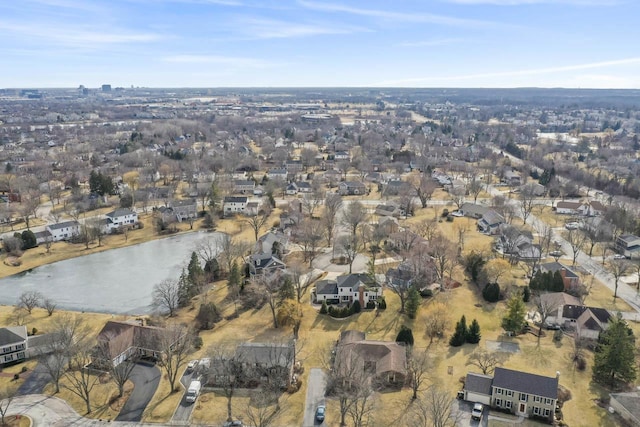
left=1, top=0, right=639, bottom=88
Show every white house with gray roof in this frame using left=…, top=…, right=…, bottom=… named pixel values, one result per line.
left=46, top=220, right=81, bottom=241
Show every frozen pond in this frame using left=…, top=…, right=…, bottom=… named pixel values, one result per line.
left=0, top=231, right=222, bottom=314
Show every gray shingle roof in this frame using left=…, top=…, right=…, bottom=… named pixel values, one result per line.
left=0, top=326, right=27, bottom=346
left=493, top=367, right=558, bottom=400
left=48, top=220, right=79, bottom=230
left=465, top=373, right=493, bottom=396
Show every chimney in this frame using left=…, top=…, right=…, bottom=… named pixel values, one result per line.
left=556, top=371, right=560, bottom=380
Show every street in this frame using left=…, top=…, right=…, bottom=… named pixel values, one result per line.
left=302, top=368, right=327, bottom=427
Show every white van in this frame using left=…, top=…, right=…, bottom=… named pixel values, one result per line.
left=185, top=380, right=201, bottom=404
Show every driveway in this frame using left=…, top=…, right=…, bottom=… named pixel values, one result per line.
left=302, top=368, right=326, bottom=427
left=115, top=362, right=161, bottom=422
left=455, top=399, right=488, bottom=427
left=171, top=367, right=200, bottom=424
left=17, top=359, right=53, bottom=395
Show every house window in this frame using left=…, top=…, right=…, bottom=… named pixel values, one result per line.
left=496, top=388, right=503, bottom=395
left=533, top=407, right=541, bottom=416
left=495, top=399, right=502, bottom=407
left=520, top=393, right=527, bottom=402
left=341, top=296, right=349, bottom=301
left=545, top=398, right=553, bottom=405
left=505, top=390, right=513, bottom=397
left=506, top=401, right=512, bottom=409
left=544, top=409, right=550, bottom=417
left=369, top=295, right=377, bottom=300
left=354, top=293, right=358, bottom=297
left=534, top=396, right=541, bottom=403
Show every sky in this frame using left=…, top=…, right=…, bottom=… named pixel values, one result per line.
left=1, top=0, right=639, bottom=88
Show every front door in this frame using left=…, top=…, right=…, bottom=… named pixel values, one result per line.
left=518, top=402, right=526, bottom=414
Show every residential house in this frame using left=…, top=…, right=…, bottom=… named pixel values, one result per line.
left=234, top=180, right=256, bottom=194
left=223, top=196, right=248, bottom=216
left=104, top=208, right=138, bottom=233
left=267, top=168, right=288, bottom=182
left=459, top=202, right=488, bottom=219
left=478, top=210, right=505, bottom=235
left=537, top=292, right=582, bottom=327
left=34, top=230, right=52, bottom=245
left=378, top=216, right=400, bottom=235
left=314, top=273, right=383, bottom=307
left=255, top=231, right=288, bottom=256
left=520, top=182, right=546, bottom=197
left=375, top=202, right=402, bottom=218
left=561, top=305, right=612, bottom=340
left=0, top=326, right=28, bottom=365
left=285, top=183, right=299, bottom=195
left=383, top=179, right=411, bottom=196
left=609, top=392, right=640, bottom=426
left=234, top=341, right=296, bottom=388
left=463, top=372, right=494, bottom=405
left=338, top=181, right=367, bottom=196
left=93, top=320, right=180, bottom=368
left=171, top=199, right=198, bottom=222
left=334, top=330, right=407, bottom=388
left=247, top=253, right=286, bottom=276
left=555, top=201, right=582, bottom=215
left=245, top=201, right=260, bottom=217
left=498, top=227, right=541, bottom=261
left=46, top=220, right=80, bottom=242
left=538, top=262, right=580, bottom=291
left=295, top=181, right=312, bottom=193
left=491, top=368, right=558, bottom=421
left=285, top=160, right=303, bottom=174
left=615, top=234, right=640, bottom=258
left=334, top=150, right=350, bottom=161
left=503, top=170, right=521, bottom=186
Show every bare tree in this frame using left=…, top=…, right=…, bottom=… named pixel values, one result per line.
left=410, top=175, right=437, bottom=209
left=207, top=344, right=245, bottom=422
left=610, top=260, right=633, bottom=300
left=466, top=349, right=506, bottom=375
left=214, top=234, right=250, bottom=275
left=341, top=200, right=368, bottom=238
left=407, top=346, right=431, bottom=400
left=424, top=302, right=449, bottom=344
left=336, top=234, right=362, bottom=274
left=152, top=279, right=181, bottom=317
left=518, top=184, right=537, bottom=223
left=39, top=314, right=91, bottom=394
left=534, top=222, right=554, bottom=257
left=410, top=386, right=460, bottom=427
left=534, top=294, right=560, bottom=342
left=322, top=193, right=343, bottom=246
left=17, top=290, right=43, bottom=314
left=94, top=333, right=139, bottom=398
left=244, top=388, right=288, bottom=427
left=244, top=203, right=272, bottom=241
left=18, top=189, right=41, bottom=230
left=430, top=233, right=457, bottom=281
left=0, top=385, right=17, bottom=427
left=296, top=218, right=324, bottom=267
left=563, top=229, right=587, bottom=267
left=326, top=344, right=371, bottom=427
left=414, top=217, right=439, bottom=241
left=347, top=381, right=375, bottom=427
left=467, top=176, right=484, bottom=203
left=41, top=298, right=57, bottom=316
left=158, top=324, right=191, bottom=393
left=288, top=261, right=314, bottom=302
left=448, top=186, right=466, bottom=211
left=64, top=342, right=99, bottom=414
left=253, top=272, right=283, bottom=328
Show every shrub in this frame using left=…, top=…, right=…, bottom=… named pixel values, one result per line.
left=319, top=300, right=328, bottom=314
left=366, top=300, right=376, bottom=309
left=21, top=230, right=37, bottom=250
left=553, top=329, right=563, bottom=343
left=20, top=366, right=27, bottom=373
left=13, top=374, right=19, bottom=381
left=441, top=209, right=449, bottom=217
left=446, top=216, right=454, bottom=222
left=419, top=288, right=433, bottom=298
left=31, top=327, right=37, bottom=336
left=351, top=300, right=361, bottom=314
left=522, top=286, right=531, bottom=303
left=377, top=297, right=387, bottom=310
left=576, top=356, right=587, bottom=371
left=195, top=302, right=222, bottom=330
left=396, top=326, right=414, bottom=346
left=482, top=282, right=500, bottom=303
left=464, top=252, right=486, bottom=283
left=192, top=335, right=203, bottom=350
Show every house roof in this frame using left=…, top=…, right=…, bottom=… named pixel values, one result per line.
left=539, top=262, right=579, bottom=279
left=224, top=196, right=248, bottom=203
left=171, top=199, right=197, bottom=208
left=465, top=372, right=493, bottom=396
left=562, top=305, right=612, bottom=324
left=248, top=253, right=285, bottom=271
left=493, top=367, right=558, bottom=400
left=315, top=280, right=338, bottom=295
left=106, top=208, right=136, bottom=218
left=618, top=234, right=640, bottom=243
left=460, top=203, right=488, bottom=217
left=556, top=201, right=582, bottom=209
left=235, top=342, right=294, bottom=368
left=539, top=292, right=582, bottom=309
left=610, top=392, right=640, bottom=423
left=96, top=321, right=167, bottom=360
left=340, top=181, right=365, bottom=188
left=234, top=179, right=255, bottom=186
left=48, top=220, right=80, bottom=230
left=339, top=330, right=366, bottom=344
left=0, top=326, right=27, bottom=346
left=336, top=331, right=407, bottom=378
left=336, top=273, right=373, bottom=291
left=480, top=210, right=504, bottom=226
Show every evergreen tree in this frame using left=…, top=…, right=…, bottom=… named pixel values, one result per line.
left=351, top=300, right=361, bottom=314
left=405, top=287, right=421, bottom=319
left=482, top=282, right=500, bottom=302
left=319, top=300, right=328, bottom=314
left=177, top=269, right=191, bottom=307
left=396, top=325, right=414, bottom=346
left=522, top=286, right=531, bottom=303
left=204, top=258, right=220, bottom=281
left=450, top=315, right=468, bottom=347
left=278, top=276, right=295, bottom=303
left=466, top=319, right=481, bottom=344
left=552, top=271, right=565, bottom=292
left=228, top=261, right=240, bottom=289
left=593, top=314, right=637, bottom=386
left=377, top=297, right=387, bottom=310
left=464, top=252, right=486, bottom=283
left=20, top=230, right=37, bottom=250
left=501, top=295, right=527, bottom=335
left=195, top=302, right=221, bottom=330
left=187, top=251, right=204, bottom=295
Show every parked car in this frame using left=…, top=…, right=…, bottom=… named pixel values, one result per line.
left=471, top=402, right=484, bottom=421
left=613, top=254, right=627, bottom=260
left=223, top=421, right=243, bottom=427
left=565, top=222, right=580, bottom=230
left=186, top=359, right=199, bottom=372
left=315, top=405, right=326, bottom=423
left=451, top=210, right=464, bottom=217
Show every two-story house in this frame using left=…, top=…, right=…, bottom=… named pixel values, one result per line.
left=46, top=220, right=81, bottom=242
left=104, top=208, right=138, bottom=233
left=267, top=168, right=288, bottom=182
left=314, top=273, right=383, bottom=306
left=234, top=180, right=256, bottom=194
left=171, top=199, right=198, bottom=222
left=223, top=196, right=248, bottom=217
left=615, top=234, right=640, bottom=258
left=338, top=181, right=367, bottom=196
left=464, top=367, right=559, bottom=423
left=247, top=253, right=286, bottom=276
left=478, top=210, right=505, bottom=235
left=0, top=326, right=28, bottom=365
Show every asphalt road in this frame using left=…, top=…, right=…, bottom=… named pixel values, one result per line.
left=302, top=368, right=327, bottom=427
left=115, top=362, right=161, bottom=422
left=171, top=368, right=199, bottom=424
left=17, top=359, right=53, bottom=395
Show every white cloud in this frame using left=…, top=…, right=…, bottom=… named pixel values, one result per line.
left=162, top=54, right=278, bottom=68
left=298, top=0, right=509, bottom=29
left=374, top=57, right=640, bottom=86
left=235, top=17, right=368, bottom=39
left=398, top=38, right=467, bottom=47
left=444, top=0, right=621, bottom=5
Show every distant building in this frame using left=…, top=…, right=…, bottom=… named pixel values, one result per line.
left=101, top=84, right=112, bottom=92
